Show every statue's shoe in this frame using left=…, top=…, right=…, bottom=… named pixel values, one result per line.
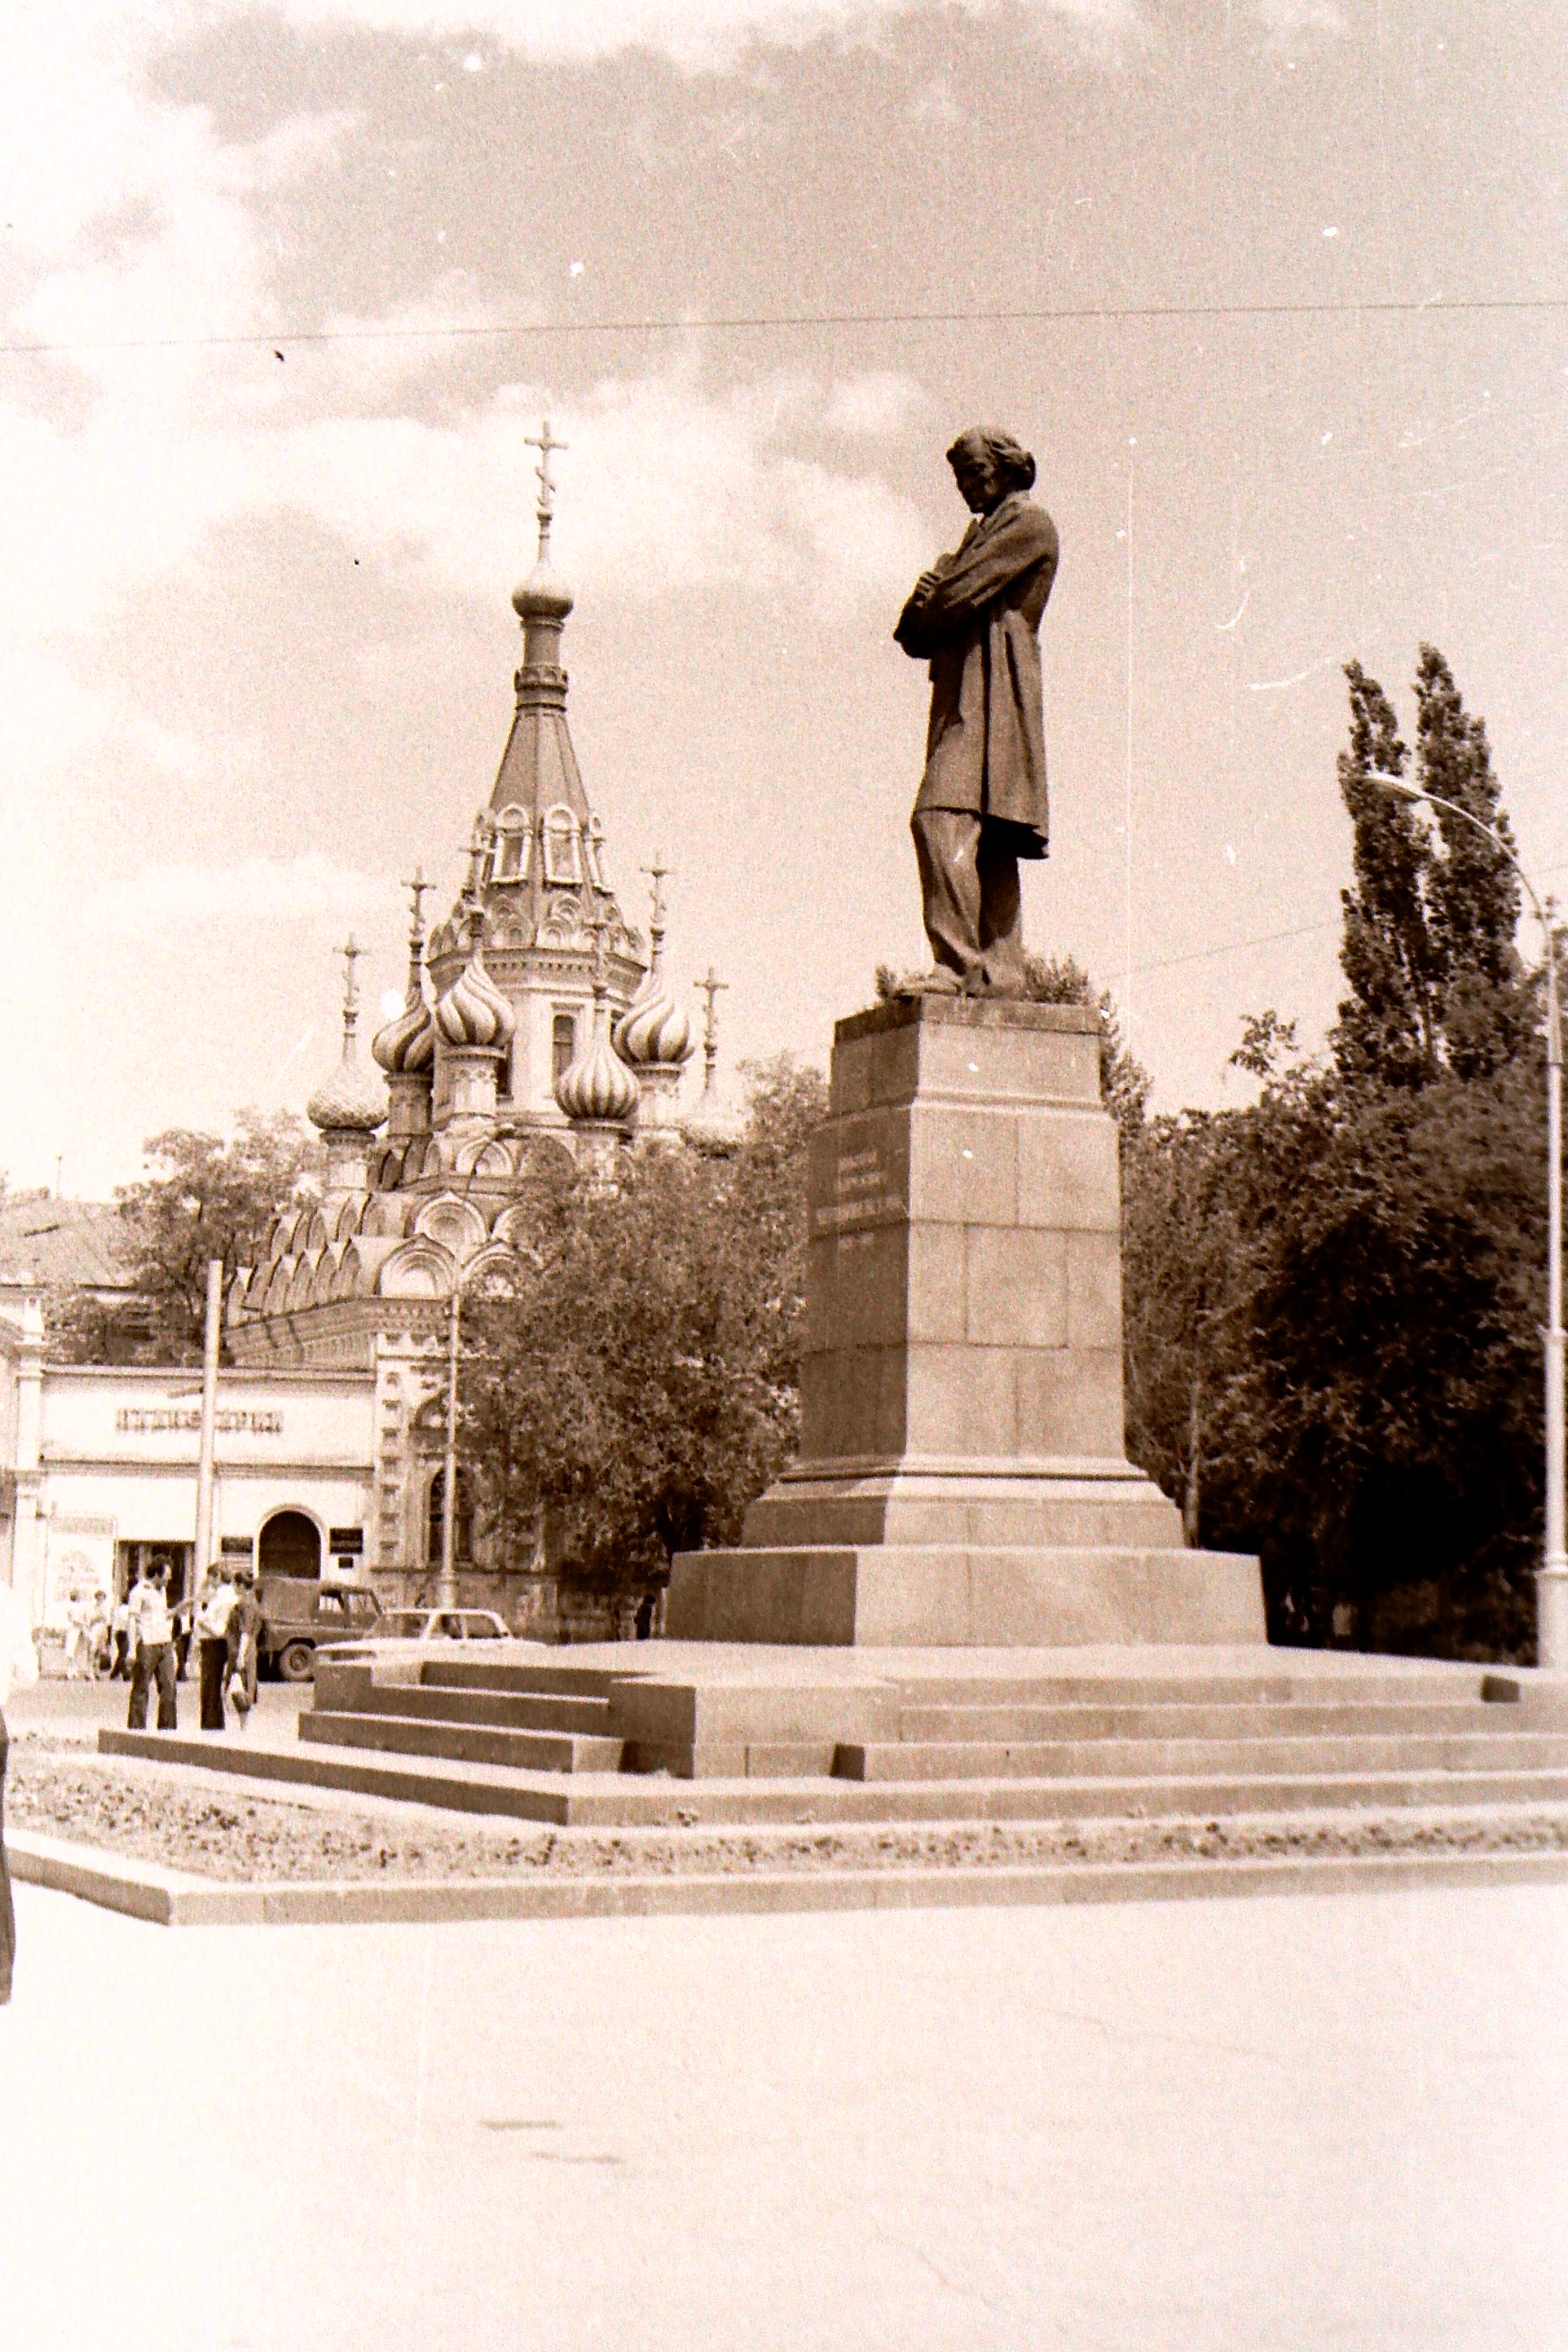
left=894, top=967, right=963, bottom=997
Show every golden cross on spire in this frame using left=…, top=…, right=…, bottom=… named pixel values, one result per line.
left=401, top=865, right=431, bottom=939
left=337, top=934, right=364, bottom=1050
left=642, top=851, right=669, bottom=934
left=338, top=934, right=362, bottom=1010
left=696, top=964, right=727, bottom=1093
left=524, top=417, right=569, bottom=524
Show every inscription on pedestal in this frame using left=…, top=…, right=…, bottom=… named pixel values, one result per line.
left=809, top=1140, right=906, bottom=1236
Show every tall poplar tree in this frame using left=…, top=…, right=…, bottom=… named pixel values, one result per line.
left=1333, top=648, right=1530, bottom=1087
left=1333, top=661, right=1437, bottom=1086
left=1414, top=643, right=1530, bottom=1079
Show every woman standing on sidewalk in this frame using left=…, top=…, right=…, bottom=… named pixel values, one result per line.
left=226, top=1567, right=263, bottom=1728
left=0, top=1574, right=40, bottom=2005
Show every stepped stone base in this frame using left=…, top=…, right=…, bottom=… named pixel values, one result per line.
left=668, top=993, right=1264, bottom=1648
left=663, top=1543, right=1266, bottom=1648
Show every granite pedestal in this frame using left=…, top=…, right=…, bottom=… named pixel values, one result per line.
left=667, top=995, right=1264, bottom=1646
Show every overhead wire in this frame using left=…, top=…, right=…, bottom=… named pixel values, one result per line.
left=3, top=293, right=1568, bottom=360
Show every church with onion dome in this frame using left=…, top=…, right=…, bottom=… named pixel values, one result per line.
left=221, top=425, right=742, bottom=1609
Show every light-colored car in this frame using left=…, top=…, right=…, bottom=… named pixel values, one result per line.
left=316, top=1605, right=522, bottom=1665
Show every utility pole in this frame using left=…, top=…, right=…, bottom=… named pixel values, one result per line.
left=193, top=1259, right=222, bottom=1600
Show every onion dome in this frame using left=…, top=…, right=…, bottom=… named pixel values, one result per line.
left=374, top=993, right=434, bottom=1075
left=512, top=550, right=573, bottom=627
left=374, top=872, right=435, bottom=1075
left=308, top=937, right=386, bottom=1135
left=613, top=856, right=693, bottom=1069
left=680, top=1091, right=746, bottom=1152
left=557, top=920, right=638, bottom=1125
left=615, top=986, right=691, bottom=1067
left=435, top=935, right=516, bottom=1051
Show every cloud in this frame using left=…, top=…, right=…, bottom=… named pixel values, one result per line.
left=82, top=853, right=402, bottom=935
left=1252, top=0, right=1346, bottom=36
left=204, top=0, right=1140, bottom=72
left=254, top=364, right=932, bottom=614
left=822, top=370, right=932, bottom=439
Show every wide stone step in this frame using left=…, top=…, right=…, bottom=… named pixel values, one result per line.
left=836, top=1730, right=1568, bottom=1781
left=300, top=1710, right=624, bottom=1774
left=96, top=1727, right=1568, bottom=1830
left=418, top=1660, right=627, bottom=1698
left=882, top=1669, right=1492, bottom=1707
left=893, top=1700, right=1507, bottom=1742
left=319, top=1684, right=617, bottom=1736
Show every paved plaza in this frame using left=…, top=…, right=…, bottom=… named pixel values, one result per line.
left=3, top=1875, right=1566, bottom=2351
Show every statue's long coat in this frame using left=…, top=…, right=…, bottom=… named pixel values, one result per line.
left=893, top=492, right=1059, bottom=853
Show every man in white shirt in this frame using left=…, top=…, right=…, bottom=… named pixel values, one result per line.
left=194, top=1567, right=239, bottom=1731
left=0, top=1572, right=40, bottom=2006
left=126, top=1558, right=182, bottom=1732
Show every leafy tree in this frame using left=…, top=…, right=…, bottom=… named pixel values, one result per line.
left=108, top=1112, right=319, bottom=1362
left=1123, top=647, right=1550, bottom=1659
left=461, top=1060, right=826, bottom=1592
left=1231, top=1060, right=1544, bottom=1656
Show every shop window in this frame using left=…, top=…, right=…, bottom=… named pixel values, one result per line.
left=542, top=805, right=581, bottom=886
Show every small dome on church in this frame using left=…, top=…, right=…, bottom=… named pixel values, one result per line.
left=680, top=1089, right=746, bottom=1152
left=556, top=1025, right=638, bottom=1124
left=613, top=858, right=693, bottom=1069
left=373, top=994, right=434, bottom=1076
left=308, top=936, right=386, bottom=1136
left=307, top=1053, right=386, bottom=1136
left=512, top=552, right=574, bottom=627
left=613, top=983, right=692, bottom=1069
left=435, top=946, right=517, bottom=1050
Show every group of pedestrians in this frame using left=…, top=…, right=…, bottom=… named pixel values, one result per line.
left=193, top=1564, right=262, bottom=1733
left=123, top=1558, right=263, bottom=1734
left=0, top=1557, right=267, bottom=2011
left=61, top=1589, right=111, bottom=1681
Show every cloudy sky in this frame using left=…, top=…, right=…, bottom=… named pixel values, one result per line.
left=4, top=0, right=1566, bottom=1194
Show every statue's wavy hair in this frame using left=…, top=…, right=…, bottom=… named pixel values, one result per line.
left=948, top=426, right=1036, bottom=494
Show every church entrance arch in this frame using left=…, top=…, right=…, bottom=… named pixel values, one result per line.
left=258, top=1509, right=322, bottom=1581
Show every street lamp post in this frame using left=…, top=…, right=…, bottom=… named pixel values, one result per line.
left=1368, top=773, right=1566, bottom=1667
left=439, top=1269, right=463, bottom=1611
left=437, top=1243, right=487, bottom=1612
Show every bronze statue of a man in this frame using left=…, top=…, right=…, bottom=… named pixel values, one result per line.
left=894, top=426, right=1058, bottom=996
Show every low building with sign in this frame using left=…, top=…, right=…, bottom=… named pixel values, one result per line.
left=0, top=1278, right=560, bottom=1633
left=0, top=1278, right=377, bottom=1625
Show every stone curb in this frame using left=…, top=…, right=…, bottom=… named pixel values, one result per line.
left=10, top=1827, right=1568, bottom=1928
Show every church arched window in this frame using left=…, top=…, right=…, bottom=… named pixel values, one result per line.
left=542, top=805, right=581, bottom=886
left=493, top=804, right=531, bottom=883
left=583, top=814, right=608, bottom=892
